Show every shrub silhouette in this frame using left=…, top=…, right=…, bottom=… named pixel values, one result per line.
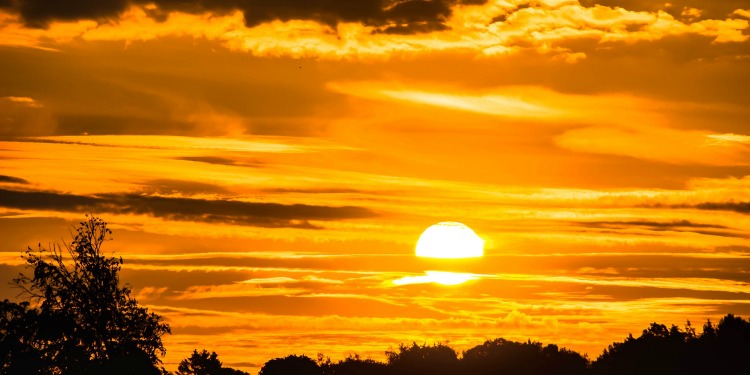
left=0, top=215, right=170, bottom=374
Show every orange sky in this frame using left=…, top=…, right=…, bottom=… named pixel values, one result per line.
left=1, top=0, right=750, bottom=372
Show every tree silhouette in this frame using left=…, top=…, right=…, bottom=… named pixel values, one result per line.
left=386, top=342, right=459, bottom=375
left=593, top=322, right=693, bottom=375
left=1, top=215, right=171, bottom=374
left=592, top=316, right=750, bottom=375
left=177, top=349, right=249, bottom=375
left=319, top=354, right=390, bottom=375
left=462, top=338, right=588, bottom=375
left=705, top=314, right=750, bottom=374
left=259, top=354, right=322, bottom=375
left=254, top=314, right=750, bottom=375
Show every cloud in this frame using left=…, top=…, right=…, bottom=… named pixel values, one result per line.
left=491, top=273, right=750, bottom=294
left=0, top=96, right=54, bottom=136
left=3, top=0, right=486, bottom=32
left=391, top=271, right=482, bottom=286
left=175, top=283, right=308, bottom=300
left=261, top=188, right=364, bottom=194
left=138, top=179, right=230, bottom=196
left=580, top=1, right=750, bottom=22
left=0, top=175, right=29, bottom=184
left=328, top=82, right=562, bottom=118
left=579, top=220, right=729, bottom=230
left=692, top=202, right=750, bottom=214
left=19, top=135, right=315, bottom=153
left=0, top=187, right=376, bottom=228
left=1, top=1, right=747, bottom=59
left=134, top=286, right=168, bottom=301
left=175, top=156, right=263, bottom=168
left=555, top=127, right=750, bottom=165
left=573, top=220, right=743, bottom=238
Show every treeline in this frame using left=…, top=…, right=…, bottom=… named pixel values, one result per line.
left=248, top=313, right=750, bottom=375
left=2, top=216, right=750, bottom=375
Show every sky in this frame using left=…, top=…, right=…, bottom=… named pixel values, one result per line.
left=1, top=0, right=750, bottom=372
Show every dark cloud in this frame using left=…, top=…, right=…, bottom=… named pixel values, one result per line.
left=692, top=202, right=750, bottom=214
left=16, top=0, right=129, bottom=28
left=0, top=175, right=29, bottom=184
left=4, top=0, right=488, bottom=32
left=0, top=188, right=376, bottom=229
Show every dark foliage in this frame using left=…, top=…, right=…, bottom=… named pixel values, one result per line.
left=0, top=215, right=170, bottom=374
left=177, top=349, right=249, bottom=375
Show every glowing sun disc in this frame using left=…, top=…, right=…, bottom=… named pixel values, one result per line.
left=416, top=222, right=484, bottom=259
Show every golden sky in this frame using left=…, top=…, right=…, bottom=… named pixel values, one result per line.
left=1, top=0, right=750, bottom=372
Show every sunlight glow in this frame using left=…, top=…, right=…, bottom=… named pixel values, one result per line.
left=416, top=222, right=484, bottom=259
left=392, top=271, right=480, bottom=286
left=380, top=89, right=559, bottom=118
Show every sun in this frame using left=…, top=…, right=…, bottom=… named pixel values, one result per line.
left=415, top=222, right=484, bottom=259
